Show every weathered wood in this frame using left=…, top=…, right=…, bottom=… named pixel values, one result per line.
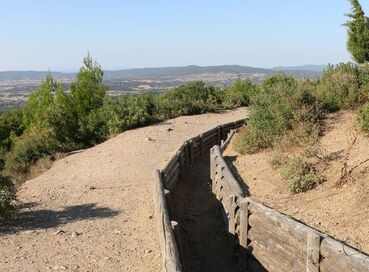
left=210, top=147, right=216, bottom=181
left=247, top=198, right=325, bottom=240
left=248, top=226, right=306, bottom=268
left=166, top=167, right=181, bottom=191
left=213, top=145, right=244, bottom=197
left=153, top=170, right=182, bottom=272
left=239, top=201, right=249, bottom=249
left=307, top=231, right=320, bottom=272
left=228, top=195, right=237, bottom=235
left=249, top=240, right=300, bottom=272
left=203, top=126, right=219, bottom=137
left=163, top=153, right=179, bottom=176
left=188, top=140, right=194, bottom=164
left=192, top=148, right=201, bottom=161
left=217, top=127, right=221, bottom=144
left=202, top=132, right=218, bottom=143
left=220, top=129, right=236, bottom=151
left=248, top=212, right=307, bottom=248
left=199, top=134, right=204, bottom=155
left=320, top=237, right=369, bottom=272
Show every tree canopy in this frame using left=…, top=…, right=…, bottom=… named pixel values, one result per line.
left=345, top=0, right=369, bottom=63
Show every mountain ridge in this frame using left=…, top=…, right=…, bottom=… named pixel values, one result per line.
left=0, top=64, right=324, bottom=81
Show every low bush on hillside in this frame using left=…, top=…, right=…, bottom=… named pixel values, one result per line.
left=234, top=75, right=324, bottom=154
left=223, top=78, right=255, bottom=108
left=4, top=127, right=61, bottom=183
left=154, top=81, right=225, bottom=119
left=0, top=175, right=15, bottom=224
left=314, top=63, right=369, bottom=111
left=281, top=156, right=323, bottom=193
left=358, top=102, right=369, bottom=133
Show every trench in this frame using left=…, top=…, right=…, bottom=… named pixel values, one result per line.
left=171, top=155, right=244, bottom=272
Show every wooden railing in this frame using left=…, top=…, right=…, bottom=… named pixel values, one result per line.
left=153, top=119, right=246, bottom=272
left=210, top=144, right=369, bottom=272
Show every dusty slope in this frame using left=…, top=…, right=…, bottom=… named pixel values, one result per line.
left=0, top=108, right=248, bottom=272
left=224, top=110, right=369, bottom=253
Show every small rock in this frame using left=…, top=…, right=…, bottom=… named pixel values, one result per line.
left=148, top=215, right=154, bottom=219
left=167, top=127, right=173, bottom=132
left=89, top=186, right=96, bottom=190
left=53, top=229, right=65, bottom=235
left=53, top=265, right=67, bottom=270
left=71, top=231, right=80, bottom=238
left=145, top=136, right=153, bottom=142
left=144, top=249, right=152, bottom=254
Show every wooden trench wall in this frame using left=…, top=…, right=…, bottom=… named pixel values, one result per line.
left=153, top=119, right=245, bottom=272
left=210, top=143, right=369, bottom=272
left=153, top=116, right=369, bottom=272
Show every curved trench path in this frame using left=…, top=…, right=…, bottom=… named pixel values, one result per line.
left=0, top=108, right=248, bottom=272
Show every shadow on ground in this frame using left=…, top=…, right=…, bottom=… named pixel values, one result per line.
left=168, top=152, right=266, bottom=272
left=2, top=203, right=119, bottom=233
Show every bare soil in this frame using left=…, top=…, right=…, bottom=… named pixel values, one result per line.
left=0, top=108, right=248, bottom=272
left=224, top=110, right=369, bottom=254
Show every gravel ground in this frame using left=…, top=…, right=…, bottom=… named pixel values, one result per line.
left=0, top=108, right=248, bottom=272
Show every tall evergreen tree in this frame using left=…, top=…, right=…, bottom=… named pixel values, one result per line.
left=345, top=0, right=369, bottom=63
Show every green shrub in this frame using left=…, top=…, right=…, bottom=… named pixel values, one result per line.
left=4, top=127, right=60, bottom=182
left=0, top=108, right=25, bottom=151
left=154, top=81, right=224, bottom=119
left=281, top=156, right=323, bottom=193
left=235, top=75, right=324, bottom=153
left=0, top=175, right=15, bottom=224
left=358, top=102, right=369, bottom=132
left=315, top=63, right=364, bottom=111
left=223, top=78, right=255, bottom=108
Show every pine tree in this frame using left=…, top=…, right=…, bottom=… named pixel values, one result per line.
left=345, top=0, right=369, bottom=63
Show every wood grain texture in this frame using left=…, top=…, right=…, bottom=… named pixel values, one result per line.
left=153, top=170, right=182, bottom=272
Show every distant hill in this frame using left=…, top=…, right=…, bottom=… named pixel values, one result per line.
left=273, top=64, right=327, bottom=72
left=0, top=64, right=324, bottom=81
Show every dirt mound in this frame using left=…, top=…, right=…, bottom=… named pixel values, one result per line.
left=224, top=110, right=369, bottom=253
left=0, top=108, right=248, bottom=272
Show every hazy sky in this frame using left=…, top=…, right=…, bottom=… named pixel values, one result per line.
left=1, top=0, right=368, bottom=71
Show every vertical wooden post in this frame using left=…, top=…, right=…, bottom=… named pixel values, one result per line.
left=239, top=200, right=249, bottom=248
left=188, top=140, right=194, bottom=164
left=217, top=127, right=221, bottom=144
left=228, top=195, right=237, bottom=235
left=306, top=231, right=320, bottom=272
left=239, top=199, right=249, bottom=269
left=210, top=147, right=215, bottom=181
left=199, top=134, right=204, bottom=156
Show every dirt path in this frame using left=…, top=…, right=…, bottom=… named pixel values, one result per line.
left=172, top=156, right=242, bottom=272
left=0, top=108, right=248, bottom=272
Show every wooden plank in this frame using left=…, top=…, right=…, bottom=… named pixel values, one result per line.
left=213, top=148, right=244, bottom=197
left=202, top=126, right=219, bottom=138
left=220, top=129, right=236, bottom=151
left=203, top=132, right=218, bottom=143
left=239, top=201, right=249, bottom=248
left=163, top=153, right=179, bottom=176
left=247, top=199, right=325, bottom=240
left=307, top=231, right=320, bottom=272
left=248, top=223, right=306, bottom=266
left=320, top=237, right=369, bottom=272
left=153, top=170, right=182, bottom=272
left=248, top=213, right=307, bottom=248
left=188, top=139, right=194, bottom=164
left=249, top=241, right=299, bottom=272
left=166, top=167, right=181, bottom=191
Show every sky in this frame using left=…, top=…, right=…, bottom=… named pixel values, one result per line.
left=0, top=0, right=368, bottom=71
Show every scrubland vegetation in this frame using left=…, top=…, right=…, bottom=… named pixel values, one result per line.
left=1, top=0, right=369, bottom=224
left=0, top=55, right=253, bottom=223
